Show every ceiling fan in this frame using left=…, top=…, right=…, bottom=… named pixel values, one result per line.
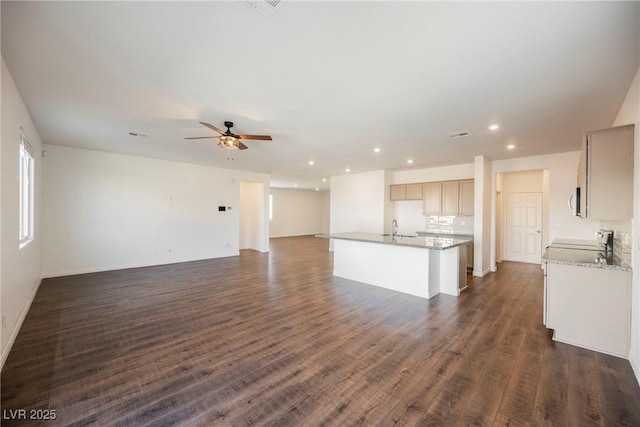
left=185, top=121, right=272, bottom=150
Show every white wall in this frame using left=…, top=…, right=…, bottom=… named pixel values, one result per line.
left=390, top=164, right=475, bottom=235
left=41, top=144, right=269, bottom=277
left=1, top=58, right=44, bottom=368
left=322, top=191, right=330, bottom=235
left=613, top=65, right=639, bottom=382
left=269, top=188, right=326, bottom=238
left=239, top=181, right=265, bottom=251
left=330, top=170, right=386, bottom=234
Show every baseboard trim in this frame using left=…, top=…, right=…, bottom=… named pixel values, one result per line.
left=1, top=277, right=42, bottom=371
left=472, top=268, right=491, bottom=277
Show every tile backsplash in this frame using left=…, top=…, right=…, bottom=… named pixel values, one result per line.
left=424, top=215, right=474, bottom=235
left=601, top=220, right=632, bottom=267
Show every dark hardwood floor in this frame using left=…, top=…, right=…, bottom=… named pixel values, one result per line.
left=2, top=236, right=640, bottom=426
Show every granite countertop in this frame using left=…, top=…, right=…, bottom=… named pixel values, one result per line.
left=328, top=232, right=472, bottom=250
left=542, top=247, right=631, bottom=271
left=416, top=230, right=474, bottom=239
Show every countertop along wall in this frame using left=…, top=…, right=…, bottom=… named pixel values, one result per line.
left=41, top=144, right=270, bottom=277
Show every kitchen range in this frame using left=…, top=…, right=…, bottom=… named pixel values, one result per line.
left=542, top=230, right=632, bottom=358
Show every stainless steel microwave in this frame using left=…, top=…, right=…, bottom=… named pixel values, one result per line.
left=568, top=187, right=581, bottom=216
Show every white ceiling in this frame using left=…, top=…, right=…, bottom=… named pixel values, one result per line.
left=2, top=1, right=639, bottom=190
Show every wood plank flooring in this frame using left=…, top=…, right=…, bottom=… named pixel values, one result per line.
left=2, top=235, right=640, bottom=426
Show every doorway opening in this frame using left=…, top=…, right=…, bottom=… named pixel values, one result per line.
left=239, top=181, right=266, bottom=252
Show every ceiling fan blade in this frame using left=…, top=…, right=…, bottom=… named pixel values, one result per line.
left=199, top=122, right=225, bottom=134
left=185, top=136, right=220, bottom=140
left=237, top=134, right=272, bottom=141
left=237, top=141, right=249, bottom=150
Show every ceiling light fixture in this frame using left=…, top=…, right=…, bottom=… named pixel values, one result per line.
left=507, top=144, right=515, bottom=150
left=322, top=178, right=327, bottom=182
left=315, top=187, right=319, bottom=191
left=219, top=135, right=239, bottom=150
left=345, top=168, right=351, bottom=173
left=308, top=160, right=314, bottom=165
left=407, top=159, right=414, bottom=164
left=374, top=148, right=381, bottom=153
left=489, top=124, right=500, bottom=130
left=294, top=184, right=298, bottom=188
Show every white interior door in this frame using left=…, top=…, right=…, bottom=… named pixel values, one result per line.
left=505, top=192, right=542, bottom=264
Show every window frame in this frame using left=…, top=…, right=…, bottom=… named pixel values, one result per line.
left=19, top=131, right=35, bottom=248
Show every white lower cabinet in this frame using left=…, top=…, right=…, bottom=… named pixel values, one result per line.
left=545, top=262, right=630, bottom=358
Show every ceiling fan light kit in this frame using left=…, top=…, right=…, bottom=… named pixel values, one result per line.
left=185, top=121, right=271, bottom=151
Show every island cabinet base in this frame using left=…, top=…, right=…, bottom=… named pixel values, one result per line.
left=332, top=239, right=466, bottom=299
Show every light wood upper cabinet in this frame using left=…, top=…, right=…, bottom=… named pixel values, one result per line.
left=390, top=184, right=407, bottom=201
left=579, top=124, right=634, bottom=220
left=422, top=182, right=442, bottom=215
left=441, top=181, right=460, bottom=215
left=459, top=180, right=474, bottom=215
left=391, top=179, right=475, bottom=216
left=405, top=183, right=423, bottom=200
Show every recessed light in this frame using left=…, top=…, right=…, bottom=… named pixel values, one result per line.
left=507, top=144, right=515, bottom=150
left=374, top=148, right=381, bottom=153
left=322, top=178, right=327, bottom=182
left=489, top=124, right=500, bottom=130
left=345, top=168, right=351, bottom=173
left=308, top=160, right=314, bottom=166
left=407, top=159, right=414, bottom=164
left=294, top=184, right=298, bottom=188
left=315, top=187, right=319, bottom=191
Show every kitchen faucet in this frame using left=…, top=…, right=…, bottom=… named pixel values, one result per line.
left=392, top=219, right=399, bottom=237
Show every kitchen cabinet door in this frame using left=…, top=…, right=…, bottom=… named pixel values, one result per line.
left=546, top=262, right=630, bottom=357
left=422, top=182, right=442, bottom=215
left=459, top=180, right=474, bottom=215
left=441, top=181, right=459, bottom=215
left=405, top=183, right=423, bottom=200
left=390, top=184, right=406, bottom=201
left=579, top=124, right=634, bottom=220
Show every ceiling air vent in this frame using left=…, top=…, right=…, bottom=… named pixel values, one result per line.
left=448, top=131, right=470, bottom=139
left=244, top=0, right=286, bottom=18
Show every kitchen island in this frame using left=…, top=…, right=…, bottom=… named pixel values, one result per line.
left=329, top=232, right=472, bottom=299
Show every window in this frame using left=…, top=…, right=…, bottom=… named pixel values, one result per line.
left=19, top=132, right=34, bottom=247
left=269, top=194, right=273, bottom=220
